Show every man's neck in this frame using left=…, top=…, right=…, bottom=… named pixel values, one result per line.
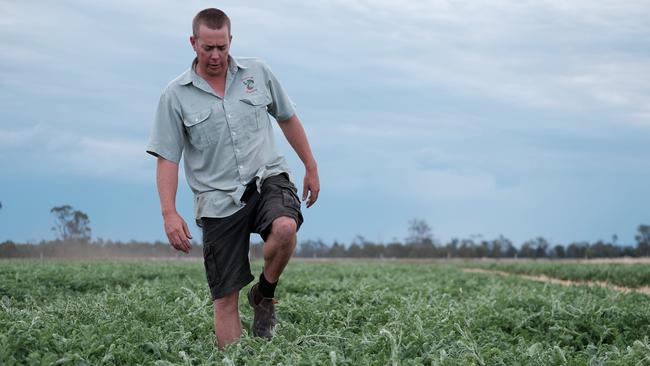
left=194, top=59, right=228, bottom=97
left=197, top=67, right=228, bottom=83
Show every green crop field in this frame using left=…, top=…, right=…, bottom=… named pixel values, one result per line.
left=461, top=261, right=650, bottom=288
left=2, top=260, right=650, bottom=365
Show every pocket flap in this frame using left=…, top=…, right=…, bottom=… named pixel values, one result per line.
left=240, top=94, right=270, bottom=106
left=183, top=109, right=212, bottom=127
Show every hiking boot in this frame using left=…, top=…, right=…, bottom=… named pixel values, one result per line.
left=247, top=283, right=277, bottom=340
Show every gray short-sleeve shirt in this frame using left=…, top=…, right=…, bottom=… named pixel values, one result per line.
left=146, top=56, right=297, bottom=223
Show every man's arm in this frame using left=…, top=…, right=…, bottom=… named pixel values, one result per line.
left=277, top=114, right=320, bottom=208
left=156, top=157, right=193, bottom=253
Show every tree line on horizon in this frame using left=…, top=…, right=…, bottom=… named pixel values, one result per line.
left=284, top=225, right=650, bottom=260
left=0, top=204, right=648, bottom=259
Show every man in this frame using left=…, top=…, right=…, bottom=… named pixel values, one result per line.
left=146, top=8, right=319, bottom=349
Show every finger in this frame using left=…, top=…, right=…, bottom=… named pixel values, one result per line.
left=308, top=189, right=319, bottom=208
left=171, top=240, right=184, bottom=253
left=175, top=232, right=189, bottom=253
left=305, top=184, right=319, bottom=208
left=167, top=229, right=181, bottom=250
left=181, top=242, right=190, bottom=253
left=167, top=233, right=178, bottom=250
left=172, top=232, right=189, bottom=253
left=302, top=179, right=308, bottom=202
left=182, top=220, right=192, bottom=239
left=305, top=190, right=312, bottom=208
left=170, top=232, right=182, bottom=252
left=181, top=234, right=192, bottom=253
left=182, top=221, right=193, bottom=251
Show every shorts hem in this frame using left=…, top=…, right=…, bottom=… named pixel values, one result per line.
left=209, top=274, right=255, bottom=300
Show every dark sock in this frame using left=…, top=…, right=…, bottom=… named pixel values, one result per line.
left=259, top=271, right=277, bottom=298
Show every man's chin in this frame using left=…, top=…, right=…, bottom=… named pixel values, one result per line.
left=206, top=66, right=223, bottom=76
left=198, top=65, right=223, bottom=78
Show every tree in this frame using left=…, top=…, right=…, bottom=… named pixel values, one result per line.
left=50, top=205, right=92, bottom=243
left=297, top=239, right=328, bottom=258
left=519, top=241, right=536, bottom=258
left=503, top=239, right=518, bottom=258
left=329, top=241, right=347, bottom=257
left=636, top=225, right=650, bottom=257
left=444, top=238, right=459, bottom=258
left=566, top=241, right=589, bottom=258
left=458, top=239, right=477, bottom=258
left=406, top=219, right=433, bottom=245
left=0, top=241, right=18, bottom=257
left=520, top=237, right=550, bottom=258
left=384, top=241, right=404, bottom=258
left=490, top=235, right=513, bottom=258
left=534, top=237, right=550, bottom=258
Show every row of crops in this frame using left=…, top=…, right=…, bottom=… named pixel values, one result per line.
left=1, top=259, right=649, bottom=364
left=461, top=260, right=650, bottom=288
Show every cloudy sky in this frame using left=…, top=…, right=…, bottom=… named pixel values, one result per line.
left=1, top=0, right=649, bottom=246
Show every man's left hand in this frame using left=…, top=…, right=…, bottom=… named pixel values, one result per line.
left=302, top=168, right=320, bottom=208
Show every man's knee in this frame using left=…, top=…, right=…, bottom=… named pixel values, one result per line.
left=270, top=216, right=297, bottom=243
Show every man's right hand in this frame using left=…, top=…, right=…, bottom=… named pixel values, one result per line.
left=163, top=212, right=193, bottom=253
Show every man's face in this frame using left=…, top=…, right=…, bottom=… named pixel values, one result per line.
left=190, top=24, right=231, bottom=78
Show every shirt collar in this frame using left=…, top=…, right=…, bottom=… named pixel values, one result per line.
left=229, top=56, right=248, bottom=72
left=179, top=56, right=247, bottom=86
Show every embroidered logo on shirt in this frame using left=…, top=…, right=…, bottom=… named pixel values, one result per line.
left=242, top=77, right=257, bottom=93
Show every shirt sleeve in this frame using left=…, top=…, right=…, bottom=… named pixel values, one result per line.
left=262, top=62, right=296, bottom=122
left=146, top=89, right=184, bottom=164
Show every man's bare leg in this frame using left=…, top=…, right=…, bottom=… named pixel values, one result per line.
left=213, top=291, right=242, bottom=349
left=262, top=216, right=297, bottom=282
left=246, top=216, right=297, bottom=339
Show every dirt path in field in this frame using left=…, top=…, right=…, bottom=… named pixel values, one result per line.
left=462, top=268, right=650, bottom=296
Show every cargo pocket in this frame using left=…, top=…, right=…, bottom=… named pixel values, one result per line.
left=240, top=94, right=271, bottom=131
left=183, top=108, right=218, bottom=149
left=203, top=244, right=220, bottom=289
left=281, top=187, right=301, bottom=209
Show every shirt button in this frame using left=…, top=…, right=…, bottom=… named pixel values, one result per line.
left=235, top=149, right=240, bottom=153
left=228, top=114, right=232, bottom=118
left=232, top=132, right=237, bottom=136
left=239, top=165, right=244, bottom=169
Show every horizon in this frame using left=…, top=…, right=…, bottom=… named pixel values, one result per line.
left=2, top=217, right=646, bottom=249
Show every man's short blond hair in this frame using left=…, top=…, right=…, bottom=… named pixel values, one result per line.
left=192, top=8, right=231, bottom=37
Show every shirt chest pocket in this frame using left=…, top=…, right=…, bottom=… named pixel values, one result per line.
left=239, top=94, right=271, bottom=132
left=182, top=108, right=220, bottom=149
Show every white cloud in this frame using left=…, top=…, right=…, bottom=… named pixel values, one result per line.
left=0, top=124, right=152, bottom=182
left=5, top=0, right=645, bottom=129
left=322, top=1, right=650, bottom=127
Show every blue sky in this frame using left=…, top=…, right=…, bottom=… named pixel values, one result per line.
left=1, top=0, right=649, bottom=246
